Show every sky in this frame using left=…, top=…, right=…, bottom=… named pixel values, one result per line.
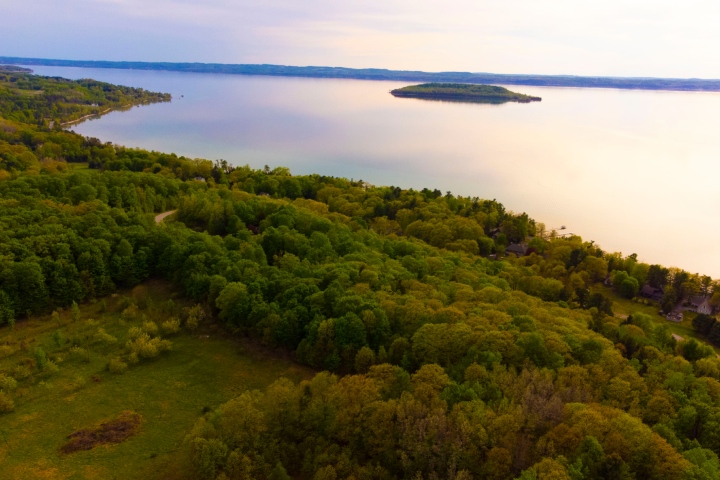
left=3, top=0, right=720, bottom=78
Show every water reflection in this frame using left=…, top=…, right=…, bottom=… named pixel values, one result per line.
left=391, top=96, right=524, bottom=105
left=26, top=65, right=720, bottom=277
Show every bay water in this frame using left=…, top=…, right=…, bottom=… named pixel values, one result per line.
left=27, top=66, right=720, bottom=277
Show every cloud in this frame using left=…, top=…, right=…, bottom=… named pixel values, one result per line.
left=2, top=0, right=720, bottom=77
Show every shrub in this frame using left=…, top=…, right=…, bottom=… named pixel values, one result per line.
left=52, top=330, right=66, bottom=347
left=95, top=328, right=117, bottom=344
left=121, top=304, right=139, bottom=321
left=45, top=361, right=60, bottom=374
left=117, top=296, right=135, bottom=311
left=108, top=357, right=128, bottom=374
left=128, top=326, right=143, bottom=340
left=186, top=314, right=199, bottom=332
left=71, top=301, right=80, bottom=323
left=126, top=334, right=172, bottom=360
left=0, top=392, right=14, bottom=413
left=69, top=346, right=90, bottom=362
left=12, top=364, right=32, bottom=380
left=0, top=373, right=18, bottom=391
left=69, top=346, right=85, bottom=357
left=34, top=347, right=48, bottom=371
left=70, top=375, right=87, bottom=390
left=162, top=318, right=181, bottom=335
left=185, top=304, right=205, bottom=331
left=142, top=321, right=159, bottom=336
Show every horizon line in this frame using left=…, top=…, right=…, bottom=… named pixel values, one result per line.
left=2, top=56, right=720, bottom=91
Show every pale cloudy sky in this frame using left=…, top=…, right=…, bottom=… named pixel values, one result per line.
left=3, top=0, right=720, bottom=77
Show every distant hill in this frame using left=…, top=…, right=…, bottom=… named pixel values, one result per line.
left=0, top=65, right=32, bottom=73
left=391, top=83, right=542, bottom=103
left=2, top=56, right=720, bottom=92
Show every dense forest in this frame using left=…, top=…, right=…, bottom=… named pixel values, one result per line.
left=3, top=73, right=720, bottom=480
left=391, top=84, right=541, bottom=103
left=0, top=70, right=170, bottom=127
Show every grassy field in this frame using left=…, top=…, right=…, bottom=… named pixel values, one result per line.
left=0, top=280, right=315, bottom=480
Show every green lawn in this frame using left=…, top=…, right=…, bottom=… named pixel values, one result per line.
left=591, top=284, right=719, bottom=352
left=0, top=280, right=314, bottom=480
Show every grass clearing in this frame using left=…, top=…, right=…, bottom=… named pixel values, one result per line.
left=591, top=284, right=720, bottom=352
left=0, top=279, right=315, bottom=480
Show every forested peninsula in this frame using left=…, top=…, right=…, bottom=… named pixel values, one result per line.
left=4, top=72, right=720, bottom=480
left=3, top=56, right=720, bottom=92
left=391, top=83, right=541, bottom=103
left=0, top=70, right=170, bottom=127
left=0, top=65, right=32, bottom=73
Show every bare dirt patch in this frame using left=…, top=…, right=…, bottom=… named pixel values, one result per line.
left=154, top=210, right=177, bottom=224
left=61, top=411, right=142, bottom=454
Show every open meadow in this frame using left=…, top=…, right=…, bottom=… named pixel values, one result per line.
left=0, top=280, right=314, bottom=480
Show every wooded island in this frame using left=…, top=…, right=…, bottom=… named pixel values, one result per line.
left=391, top=83, right=542, bottom=103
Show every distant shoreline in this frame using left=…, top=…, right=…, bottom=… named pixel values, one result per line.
left=2, top=56, right=720, bottom=92
left=0, top=65, right=32, bottom=73
left=60, top=107, right=114, bottom=126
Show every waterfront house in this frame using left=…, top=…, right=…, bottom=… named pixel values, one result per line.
left=505, top=243, right=528, bottom=257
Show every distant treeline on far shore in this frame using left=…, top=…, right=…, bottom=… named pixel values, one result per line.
left=3, top=56, right=720, bottom=92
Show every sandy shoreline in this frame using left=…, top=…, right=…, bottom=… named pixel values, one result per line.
left=60, top=107, right=115, bottom=126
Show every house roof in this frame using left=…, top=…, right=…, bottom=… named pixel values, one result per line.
left=640, top=285, right=658, bottom=296
left=506, top=243, right=528, bottom=255
left=690, top=295, right=709, bottom=306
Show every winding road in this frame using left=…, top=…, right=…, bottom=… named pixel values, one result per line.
left=154, top=210, right=177, bottom=224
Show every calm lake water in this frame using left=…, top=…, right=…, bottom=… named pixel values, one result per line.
left=28, top=66, right=720, bottom=277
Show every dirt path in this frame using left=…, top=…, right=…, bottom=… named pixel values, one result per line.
left=154, top=210, right=177, bottom=224
left=671, top=334, right=684, bottom=341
